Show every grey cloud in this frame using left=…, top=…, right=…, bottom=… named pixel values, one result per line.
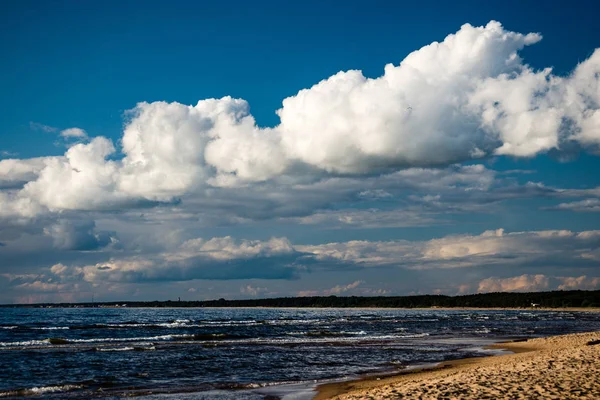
left=298, top=229, right=600, bottom=271
left=3, top=229, right=599, bottom=302
left=292, top=208, right=440, bottom=229
left=51, top=229, right=600, bottom=286
left=44, top=220, right=119, bottom=251
left=546, top=199, right=600, bottom=212
left=46, top=236, right=307, bottom=285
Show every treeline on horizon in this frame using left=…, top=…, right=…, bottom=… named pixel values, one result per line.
left=4, top=290, right=600, bottom=308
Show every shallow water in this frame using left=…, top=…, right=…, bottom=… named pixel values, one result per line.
left=1, top=307, right=599, bottom=399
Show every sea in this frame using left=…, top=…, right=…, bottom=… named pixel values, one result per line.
left=1, top=307, right=600, bottom=399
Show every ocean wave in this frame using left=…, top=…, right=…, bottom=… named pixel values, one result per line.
left=266, top=318, right=322, bottom=325
left=97, top=346, right=135, bottom=352
left=212, top=379, right=318, bottom=390
left=0, top=332, right=253, bottom=348
left=8, top=319, right=367, bottom=332
left=65, top=334, right=187, bottom=344
left=62, top=322, right=203, bottom=330
left=0, top=339, right=51, bottom=347
left=202, top=319, right=259, bottom=325
left=1, top=325, right=70, bottom=331
left=236, top=332, right=432, bottom=346
left=302, top=330, right=368, bottom=337
left=34, top=326, right=70, bottom=330
left=397, top=333, right=430, bottom=338
left=0, top=384, right=84, bottom=397
left=0, top=329, right=433, bottom=349
left=0, top=334, right=185, bottom=348
left=96, top=345, right=156, bottom=352
left=67, top=320, right=259, bottom=329
left=397, top=318, right=439, bottom=323
left=1, top=318, right=364, bottom=332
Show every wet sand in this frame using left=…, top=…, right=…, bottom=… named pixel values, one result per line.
left=315, top=330, right=600, bottom=399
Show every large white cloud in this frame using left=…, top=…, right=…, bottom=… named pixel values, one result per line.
left=21, top=137, right=127, bottom=211
left=0, top=157, right=55, bottom=189
left=1, top=21, right=600, bottom=218
left=277, top=21, right=540, bottom=172
left=0, top=192, right=45, bottom=219
left=119, top=98, right=288, bottom=196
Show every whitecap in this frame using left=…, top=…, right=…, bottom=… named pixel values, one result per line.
left=97, top=347, right=135, bottom=352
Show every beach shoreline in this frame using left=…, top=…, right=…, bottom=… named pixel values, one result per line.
left=314, top=330, right=600, bottom=399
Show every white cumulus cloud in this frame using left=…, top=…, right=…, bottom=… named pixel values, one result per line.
left=1, top=21, right=600, bottom=219
left=59, top=127, right=88, bottom=139
left=477, top=274, right=550, bottom=292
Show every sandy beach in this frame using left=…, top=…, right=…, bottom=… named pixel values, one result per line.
left=316, top=330, right=600, bottom=399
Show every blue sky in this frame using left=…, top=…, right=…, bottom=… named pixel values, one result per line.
left=3, top=0, right=600, bottom=156
left=1, top=0, right=599, bottom=303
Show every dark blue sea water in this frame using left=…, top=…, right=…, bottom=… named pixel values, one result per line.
left=1, top=307, right=600, bottom=399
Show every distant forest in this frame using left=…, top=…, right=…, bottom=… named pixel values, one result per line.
left=4, top=290, right=600, bottom=308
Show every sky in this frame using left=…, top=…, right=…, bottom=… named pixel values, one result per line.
left=1, top=0, right=600, bottom=304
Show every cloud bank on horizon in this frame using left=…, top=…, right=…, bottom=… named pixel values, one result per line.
left=1, top=21, right=600, bottom=303
left=5, top=228, right=600, bottom=303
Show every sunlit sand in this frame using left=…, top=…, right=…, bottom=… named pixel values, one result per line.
left=317, top=331, right=600, bottom=399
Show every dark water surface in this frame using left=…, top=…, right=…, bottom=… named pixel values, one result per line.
left=1, top=307, right=599, bottom=399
